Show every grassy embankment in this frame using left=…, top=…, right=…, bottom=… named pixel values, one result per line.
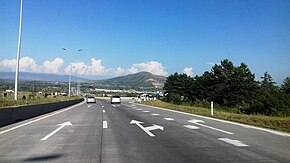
left=141, top=100, right=290, bottom=133
left=0, top=91, right=82, bottom=108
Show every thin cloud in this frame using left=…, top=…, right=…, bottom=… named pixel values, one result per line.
left=183, top=67, right=193, bottom=76
left=206, top=62, right=217, bottom=66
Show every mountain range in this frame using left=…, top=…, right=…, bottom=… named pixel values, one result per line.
left=0, top=71, right=166, bottom=88
left=0, top=72, right=88, bottom=82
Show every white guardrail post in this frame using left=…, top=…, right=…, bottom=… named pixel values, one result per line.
left=211, top=101, right=214, bottom=116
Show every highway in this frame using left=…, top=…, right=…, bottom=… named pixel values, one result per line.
left=0, top=99, right=289, bottom=162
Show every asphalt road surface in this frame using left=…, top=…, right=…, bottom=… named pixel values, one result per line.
left=0, top=99, right=289, bottom=163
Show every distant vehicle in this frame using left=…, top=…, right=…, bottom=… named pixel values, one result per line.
left=111, top=95, right=121, bottom=104
left=87, top=96, right=96, bottom=103
left=140, top=94, right=149, bottom=101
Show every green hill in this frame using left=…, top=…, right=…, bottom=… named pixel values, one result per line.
left=99, top=71, right=166, bottom=88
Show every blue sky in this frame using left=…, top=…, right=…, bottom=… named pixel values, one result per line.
left=0, top=0, right=289, bottom=84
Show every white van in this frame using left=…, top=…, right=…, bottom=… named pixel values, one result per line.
left=111, top=95, right=121, bottom=104
left=140, top=94, right=148, bottom=101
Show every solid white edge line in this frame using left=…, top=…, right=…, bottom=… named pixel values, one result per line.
left=103, top=121, right=108, bottom=129
left=0, top=101, right=85, bottom=135
left=135, top=103, right=290, bottom=137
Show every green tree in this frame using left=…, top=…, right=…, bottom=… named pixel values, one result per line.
left=192, top=71, right=216, bottom=102
left=261, top=72, right=276, bottom=90
left=281, top=77, right=290, bottom=94
left=248, top=72, right=290, bottom=116
left=209, top=60, right=257, bottom=107
left=163, top=73, right=194, bottom=104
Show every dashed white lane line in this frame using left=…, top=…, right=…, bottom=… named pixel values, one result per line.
left=102, top=106, right=104, bottom=108
left=183, top=125, right=199, bottom=129
left=103, top=121, right=108, bottom=129
left=218, top=138, right=249, bottom=147
left=103, top=110, right=105, bottom=113
left=88, top=105, right=91, bottom=108
left=164, top=118, right=174, bottom=121
left=136, top=108, right=143, bottom=111
left=151, top=113, right=159, bottom=116
left=142, top=111, right=150, bottom=113
left=112, top=105, right=116, bottom=107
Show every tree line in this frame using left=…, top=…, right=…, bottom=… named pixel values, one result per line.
left=163, top=59, right=290, bottom=117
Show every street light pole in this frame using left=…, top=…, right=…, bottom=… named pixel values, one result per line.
left=62, top=48, right=82, bottom=97
left=77, top=75, right=79, bottom=96
left=69, top=63, right=72, bottom=96
left=78, top=67, right=85, bottom=96
left=14, top=0, right=23, bottom=100
left=72, top=66, right=85, bottom=96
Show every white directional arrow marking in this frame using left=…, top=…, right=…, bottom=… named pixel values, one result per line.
left=188, top=119, right=233, bottom=135
left=41, top=121, right=72, bottom=141
left=130, top=120, right=164, bottom=137
left=218, top=138, right=249, bottom=147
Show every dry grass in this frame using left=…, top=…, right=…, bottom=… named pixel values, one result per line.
left=0, top=91, right=81, bottom=108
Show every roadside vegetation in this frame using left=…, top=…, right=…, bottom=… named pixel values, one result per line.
left=142, top=59, right=290, bottom=132
left=0, top=91, right=81, bottom=108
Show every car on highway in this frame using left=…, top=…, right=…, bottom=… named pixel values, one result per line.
left=86, top=96, right=96, bottom=103
left=111, top=95, right=121, bottom=104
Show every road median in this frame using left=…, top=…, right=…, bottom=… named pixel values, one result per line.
left=0, top=98, right=83, bottom=127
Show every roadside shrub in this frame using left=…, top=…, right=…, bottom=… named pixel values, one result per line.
left=44, top=93, right=49, bottom=98
left=236, top=101, right=250, bottom=114
left=170, top=93, right=181, bottom=105
left=28, top=93, right=35, bottom=99
left=194, top=100, right=211, bottom=109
